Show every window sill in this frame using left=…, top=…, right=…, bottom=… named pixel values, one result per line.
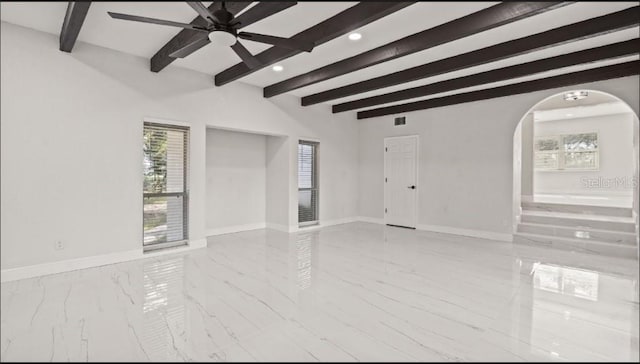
left=535, top=169, right=600, bottom=172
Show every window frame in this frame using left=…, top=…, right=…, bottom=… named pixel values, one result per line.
left=298, top=139, right=319, bottom=227
left=142, top=120, right=190, bottom=251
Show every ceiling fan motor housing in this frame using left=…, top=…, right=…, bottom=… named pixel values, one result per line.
left=213, top=8, right=234, bottom=25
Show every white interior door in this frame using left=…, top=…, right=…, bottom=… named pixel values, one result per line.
left=384, top=136, right=418, bottom=228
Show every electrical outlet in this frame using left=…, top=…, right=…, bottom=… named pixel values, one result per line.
left=55, top=241, right=64, bottom=250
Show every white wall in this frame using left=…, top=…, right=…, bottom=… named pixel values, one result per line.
left=521, top=113, right=534, bottom=197
left=266, top=135, right=291, bottom=231
left=633, top=116, right=639, bottom=250
left=533, top=112, right=635, bottom=198
left=2, top=21, right=637, bottom=272
left=358, top=76, right=639, bottom=236
left=205, top=128, right=266, bottom=233
left=0, top=22, right=359, bottom=270
left=269, top=94, right=360, bottom=229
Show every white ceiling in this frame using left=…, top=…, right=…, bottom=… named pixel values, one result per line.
left=1, top=1, right=638, bottom=111
left=0, top=1, right=356, bottom=77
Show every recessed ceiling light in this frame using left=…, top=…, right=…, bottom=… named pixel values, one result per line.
left=348, top=32, right=362, bottom=41
left=566, top=113, right=573, bottom=117
left=272, top=65, right=284, bottom=72
left=564, top=91, right=588, bottom=101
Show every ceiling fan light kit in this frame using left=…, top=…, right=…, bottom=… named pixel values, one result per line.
left=108, top=1, right=314, bottom=70
left=208, top=30, right=237, bottom=47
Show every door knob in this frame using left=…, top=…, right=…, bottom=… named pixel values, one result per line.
left=408, top=185, right=416, bottom=189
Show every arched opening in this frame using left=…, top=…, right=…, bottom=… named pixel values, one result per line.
left=513, top=89, right=639, bottom=258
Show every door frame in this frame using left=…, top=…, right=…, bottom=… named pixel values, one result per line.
left=383, top=135, right=419, bottom=228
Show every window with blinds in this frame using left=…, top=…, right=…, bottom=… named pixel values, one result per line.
left=143, top=122, right=189, bottom=250
left=298, top=140, right=319, bottom=225
left=534, top=132, right=599, bottom=171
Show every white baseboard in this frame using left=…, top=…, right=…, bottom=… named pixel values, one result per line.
left=355, top=216, right=385, bottom=224
left=417, top=224, right=513, bottom=242
left=1, top=249, right=142, bottom=283
left=297, top=217, right=359, bottom=232
left=265, top=217, right=364, bottom=233
left=144, top=238, right=208, bottom=257
left=353, top=216, right=512, bottom=242
left=207, top=223, right=266, bottom=237
left=218, top=217, right=516, bottom=243
left=0, top=238, right=207, bottom=283
left=321, top=216, right=359, bottom=226
left=265, top=222, right=293, bottom=233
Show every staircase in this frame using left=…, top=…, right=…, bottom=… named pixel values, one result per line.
left=514, top=201, right=638, bottom=259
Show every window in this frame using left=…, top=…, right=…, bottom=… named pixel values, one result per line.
left=534, top=137, right=560, bottom=170
left=143, top=122, right=189, bottom=250
left=298, top=140, right=318, bottom=225
left=562, top=133, right=598, bottom=170
left=534, top=132, right=598, bottom=171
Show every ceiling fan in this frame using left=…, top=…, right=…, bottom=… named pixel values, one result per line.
left=108, top=1, right=314, bottom=69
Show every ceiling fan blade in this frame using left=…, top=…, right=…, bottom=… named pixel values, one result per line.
left=238, top=32, right=314, bottom=52
left=108, top=12, right=209, bottom=32
left=230, top=41, right=261, bottom=69
left=232, top=2, right=297, bottom=29
left=186, top=2, right=218, bottom=23
left=169, top=36, right=211, bottom=58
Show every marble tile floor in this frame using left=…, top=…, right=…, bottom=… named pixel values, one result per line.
left=1, top=222, right=638, bottom=362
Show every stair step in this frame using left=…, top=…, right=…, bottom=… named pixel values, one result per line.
left=513, top=232, right=637, bottom=259
left=517, top=223, right=637, bottom=246
left=520, top=211, right=636, bottom=233
left=522, top=202, right=633, bottom=217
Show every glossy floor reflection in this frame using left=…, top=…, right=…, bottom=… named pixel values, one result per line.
left=1, top=222, right=638, bottom=361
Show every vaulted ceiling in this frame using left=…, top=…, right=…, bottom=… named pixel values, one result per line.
left=1, top=1, right=638, bottom=119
